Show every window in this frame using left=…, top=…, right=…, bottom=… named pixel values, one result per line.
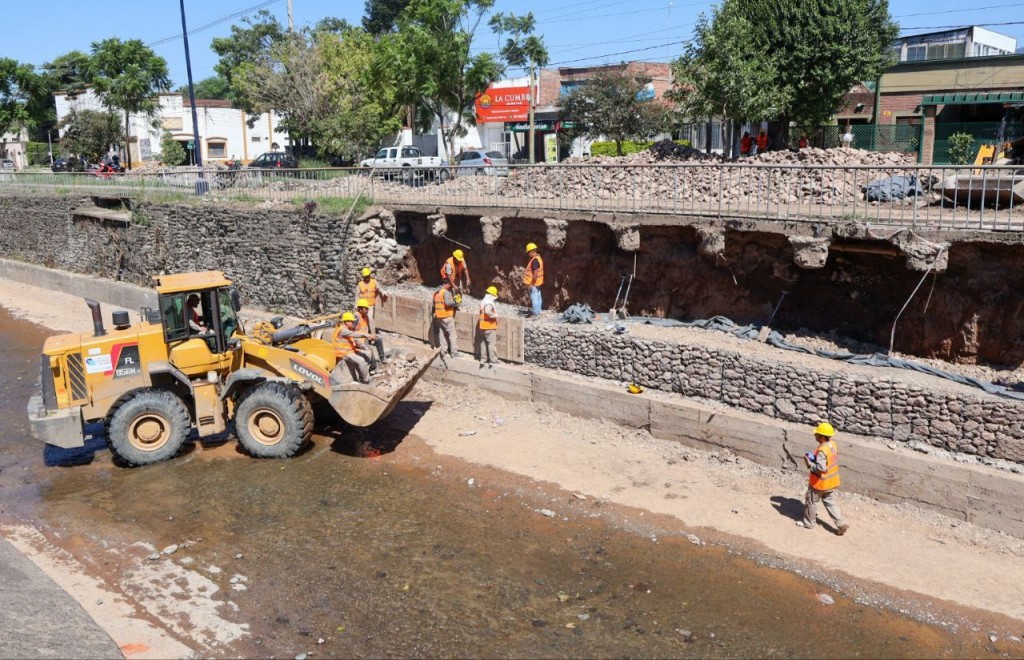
left=159, top=294, right=188, bottom=343
left=926, top=42, right=965, bottom=60
left=401, top=146, right=420, bottom=158
left=217, top=288, right=241, bottom=341
left=251, top=136, right=261, bottom=143
left=208, top=141, right=226, bottom=158
left=485, top=151, right=505, bottom=159
left=906, top=45, right=926, bottom=61
left=374, top=149, right=388, bottom=159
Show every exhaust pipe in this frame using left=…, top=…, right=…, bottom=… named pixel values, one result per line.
left=85, top=299, right=106, bottom=337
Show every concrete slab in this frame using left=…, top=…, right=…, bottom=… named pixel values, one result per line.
left=532, top=372, right=651, bottom=429
left=426, top=359, right=533, bottom=401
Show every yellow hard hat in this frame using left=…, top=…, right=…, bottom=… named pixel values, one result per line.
left=627, top=382, right=644, bottom=394
left=356, top=298, right=370, bottom=309
left=814, top=422, right=835, bottom=437
left=453, top=249, right=464, bottom=261
left=525, top=242, right=538, bottom=253
left=361, top=267, right=372, bottom=277
left=341, top=311, right=356, bottom=322
left=486, top=285, right=498, bottom=296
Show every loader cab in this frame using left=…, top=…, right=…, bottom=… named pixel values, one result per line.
left=153, top=271, right=244, bottom=376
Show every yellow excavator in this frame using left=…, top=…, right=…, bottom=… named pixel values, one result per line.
left=27, top=271, right=437, bottom=466
left=941, top=105, right=1024, bottom=207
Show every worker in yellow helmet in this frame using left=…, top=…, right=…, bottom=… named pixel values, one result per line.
left=331, top=311, right=375, bottom=384
left=355, top=298, right=388, bottom=365
left=355, top=267, right=389, bottom=323
left=478, top=285, right=499, bottom=368
left=523, top=242, right=544, bottom=318
left=440, top=249, right=471, bottom=294
left=798, top=422, right=850, bottom=535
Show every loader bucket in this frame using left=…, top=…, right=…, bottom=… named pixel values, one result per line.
left=328, top=343, right=439, bottom=427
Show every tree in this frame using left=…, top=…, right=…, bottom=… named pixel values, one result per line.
left=490, top=12, right=548, bottom=163
left=211, top=10, right=285, bottom=110
left=559, top=68, right=670, bottom=156
left=32, top=51, right=94, bottom=139
left=0, top=58, right=39, bottom=137
left=390, top=0, right=503, bottom=164
left=159, top=130, right=187, bottom=166
left=175, top=75, right=231, bottom=100
left=89, top=38, right=170, bottom=169
left=668, top=0, right=785, bottom=158
left=58, top=109, right=124, bottom=161
left=362, top=0, right=412, bottom=34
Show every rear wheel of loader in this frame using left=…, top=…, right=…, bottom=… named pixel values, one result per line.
left=107, top=389, right=191, bottom=466
left=235, top=382, right=313, bottom=458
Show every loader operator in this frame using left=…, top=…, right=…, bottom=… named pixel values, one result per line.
left=440, top=249, right=471, bottom=293
left=356, top=298, right=388, bottom=364
left=186, top=294, right=212, bottom=334
left=356, top=267, right=389, bottom=321
left=433, top=280, right=459, bottom=359
left=332, top=311, right=376, bottom=384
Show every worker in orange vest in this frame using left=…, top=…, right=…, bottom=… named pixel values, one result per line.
left=432, top=280, right=459, bottom=358
left=478, top=285, right=499, bottom=368
left=356, top=298, right=388, bottom=364
left=798, top=422, right=849, bottom=535
left=440, top=249, right=471, bottom=293
left=524, top=242, right=544, bottom=318
left=797, top=133, right=809, bottom=150
left=739, top=131, right=752, bottom=157
left=331, top=311, right=375, bottom=383
left=756, top=130, right=770, bottom=153
left=355, top=267, right=389, bottom=322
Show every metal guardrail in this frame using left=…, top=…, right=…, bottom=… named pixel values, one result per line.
left=1, top=163, right=1022, bottom=230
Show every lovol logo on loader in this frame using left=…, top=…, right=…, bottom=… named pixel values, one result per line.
left=289, top=359, right=326, bottom=388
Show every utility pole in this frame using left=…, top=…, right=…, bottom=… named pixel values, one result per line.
left=180, top=0, right=206, bottom=193
left=47, top=130, right=53, bottom=166
left=528, top=64, right=536, bottom=164
left=287, top=0, right=294, bottom=30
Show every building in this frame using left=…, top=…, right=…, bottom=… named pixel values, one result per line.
left=893, top=27, right=1016, bottom=63
left=0, top=128, right=30, bottom=169
left=54, top=88, right=288, bottom=167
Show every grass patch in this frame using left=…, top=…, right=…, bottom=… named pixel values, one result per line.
left=291, top=196, right=373, bottom=217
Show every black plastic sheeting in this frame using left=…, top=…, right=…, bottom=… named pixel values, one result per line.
left=864, top=175, right=924, bottom=202
left=562, top=303, right=597, bottom=324
left=631, top=315, right=1024, bottom=402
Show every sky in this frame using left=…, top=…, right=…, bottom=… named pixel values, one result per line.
left=3, top=0, right=1023, bottom=88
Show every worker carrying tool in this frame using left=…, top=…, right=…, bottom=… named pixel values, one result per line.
left=355, top=267, right=389, bottom=322
left=478, top=285, right=499, bottom=368
left=797, top=422, right=850, bottom=535
left=523, top=242, right=544, bottom=318
left=332, top=311, right=377, bottom=383
left=433, top=280, right=459, bottom=359
left=356, top=298, right=388, bottom=364
left=441, top=249, right=471, bottom=294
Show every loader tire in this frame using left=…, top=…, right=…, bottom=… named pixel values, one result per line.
left=235, top=381, right=313, bottom=458
left=107, top=389, right=191, bottom=466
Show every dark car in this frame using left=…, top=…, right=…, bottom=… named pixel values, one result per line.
left=51, top=157, right=86, bottom=173
left=248, top=151, right=299, bottom=169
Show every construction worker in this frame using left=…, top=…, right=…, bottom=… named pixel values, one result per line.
left=524, top=242, right=544, bottom=318
left=355, top=267, right=388, bottom=322
left=478, top=285, right=499, bottom=368
left=797, top=133, right=809, bottom=150
left=440, top=249, right=471, bottom=293
left=756, top=129, right=770, bottom=153
left=356, top=298, right=388, bottom=364
left=331, top=311, right=375, bottom=384
left=739, top=131, right=752, bottom=157
left=798, top=422, right=850, bottom=535
left=432, top=280, right=458, bottom=358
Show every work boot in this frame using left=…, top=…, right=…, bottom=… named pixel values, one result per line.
left=837, top=524, right=850, bottom=536
left=795, top=521, right=813, bottom=529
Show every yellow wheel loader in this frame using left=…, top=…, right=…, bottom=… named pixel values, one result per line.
left=27, top=271, right=437, bottom=466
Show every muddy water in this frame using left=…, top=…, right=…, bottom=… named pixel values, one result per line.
left=0, top=305, right=1003, bottom=658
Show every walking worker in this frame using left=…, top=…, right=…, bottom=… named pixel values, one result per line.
left=524, top=242, right=544, bottom=318
left=756, top=129, right=770, bottom=153
left=356, top=298, right=388, bottom=364
left=355, top=267, right=388, bottom=322
left=478, top=285, right=499, bottom=368
left=432, top=280, right=459, bottom=358
left=440, top=249, right=471, bottom=293
left=798, top=422, right=850, bottom=535
left=332, top=311, right=375, bottom=384
left=739, top=131, right=752, bottom=157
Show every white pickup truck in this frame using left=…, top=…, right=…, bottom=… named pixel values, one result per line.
left=360, top=145, right=450, bottom=183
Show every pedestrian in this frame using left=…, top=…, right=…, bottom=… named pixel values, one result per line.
left=355, top=267, right=389, bottom=323
left=356, top=298, right=388, bottom=364
left=841, top=125, right=854, bottom=150
left=798, top=133, right=809, bottom=150
left=524, top=242, right=544, bottom=318
left=440, top=249, right=471, bottom=293
left=740, top=131, right=752, bottom=157
left=331, top=311, right=375, bottom=384
left=432, top=280, right=459, bottom=358
left=478, top=285, right=499, bottom=368
left=797, top=422, right=850, bottom=535
left=756, top=129, right=770, bottom=153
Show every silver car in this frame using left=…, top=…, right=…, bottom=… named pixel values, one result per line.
left=1, top=158, right=15, bottom=170
left=453, top=149, right=509, bottom=176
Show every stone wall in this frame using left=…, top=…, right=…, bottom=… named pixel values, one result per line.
left=525, top=324, right=1024, bottom=464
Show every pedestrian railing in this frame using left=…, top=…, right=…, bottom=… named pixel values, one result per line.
left=1, top=163, right=1022, bottom=231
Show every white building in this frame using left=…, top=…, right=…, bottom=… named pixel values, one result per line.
left=0, top=128, right=30, bottom=169
left=54, top=88, right=288, bottom=166
left=894, top=27, right=1017, bottom=63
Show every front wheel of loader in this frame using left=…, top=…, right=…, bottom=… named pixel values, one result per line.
left=107, top=389, right=191, bottom=466
left=235, top=382, right=313, bottom=458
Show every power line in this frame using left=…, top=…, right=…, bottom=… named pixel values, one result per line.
left=898, top=20, right=1024, bottom=32
left=548, top=40, right=688, bottom=67
left=542, top=4, right=679, bottom=25
left=894, top=3, right=1024, bottom=19
left=147, top=0, right=282, bottom=47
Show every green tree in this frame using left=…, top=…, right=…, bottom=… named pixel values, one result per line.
left=559, top=68, right=670, bottom=156
left=362, top=0, right=412, bottom=34
left=390, top=0, right=503, bottom=163
left=175, top=75, right=231, bottom=100
left=31, top=51, right=94, bottom=139
left=89, top=38, right=170, bottom=170
left=668, top=0, right=785, bottom=158
left=0, top=58, right=39, bottom=137
left=211, top=10, right=285, bottom=110
left=57, top=109, right=124, bottom=161
left=490, top=12, right=548, bottom=163
left=948, top=132, right=976, bottom=166
left=159, top=130, right=187, bottom=166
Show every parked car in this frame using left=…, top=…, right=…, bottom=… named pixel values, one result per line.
left=453, top=149, right=509, bottom=176
left=1, top=158, right=15, bottom=170
left=248, top=151, right=299, bottom=169
left=360, top=145, right=448, bottom=183
left=52, top=157, right=86, bottom=173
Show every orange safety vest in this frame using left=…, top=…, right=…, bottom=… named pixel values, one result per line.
left=809, top=440, right=840, bottom=491
left=798, top=136, right=808, bottom=149
left=479, top=302, right=497, bottom=330
left=357, top=278, right=378, bottom=303
left=355, top=312, right=370, bottom=334
left=440, top=257, right=465, bottom=282
left=433, top=289, right=455, bottom=319
left=332, top=325, right=358, bottom=358
left=740, top=135, right=752, bottom=154
left=523, top=255, right=544, bottom=287
left=756, top=132, right=769, bottom=150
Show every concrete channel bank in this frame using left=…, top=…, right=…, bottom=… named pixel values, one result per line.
left=4, top=258, right=1024, bottom=538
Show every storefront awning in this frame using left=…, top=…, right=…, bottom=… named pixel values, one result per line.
left=922, top=91, right=1024, bottom=106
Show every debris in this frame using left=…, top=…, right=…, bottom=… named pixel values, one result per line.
left=317, top=638, right=325, bottom=644
left=468, top=478, right=475, bottom=486
left=557, top=591, right=571, bottom=603
left=538, top=509, right=556, bottom=518
left=685, top=533, right=701, bottom=545
left=564, top=622, right=576, bottom=629
left=563, top=303, right=595, bottom=324
left=572, top=493, right=587, bottom=500
left=459, top=430, right=477, bottom=437
left=578, top=613, right=590, bottom=621
left=296, top=654, right=308, bottom=660
left=147, top=553, right=160, bottom=561
left=235, top=553, right=244, bottom=560
left=816, top=593, right=836, bottom=606
left=162, top=544, right=179, bottom=555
